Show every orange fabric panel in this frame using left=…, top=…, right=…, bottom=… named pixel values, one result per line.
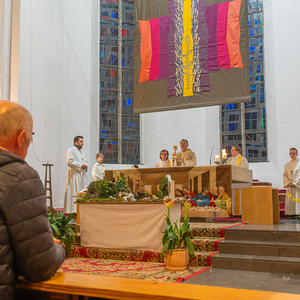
left=139, top=20, right=152, bottom=83
left=227, top=0, right=243, bottom=68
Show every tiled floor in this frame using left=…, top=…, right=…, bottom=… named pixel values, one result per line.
left=183, top=218, right=300, bottom=294
left=183, top=268, right=300, bottom=294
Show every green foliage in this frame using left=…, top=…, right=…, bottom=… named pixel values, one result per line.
left=114, top=171, right=129, bottom=194
left=85, top=178, right=115, bottom=199
left=48, top=208, right=78, bottom=253
left=162, top=216, right=194, bottom=260
left=156, top=175, right=169, bottom=198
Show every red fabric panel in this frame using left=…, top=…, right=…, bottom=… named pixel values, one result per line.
left=217, top=1, right=231, bottom=69
left=227, top=0, right=243, bottom=68
left=139, top=20, right=152, bottom=83
left=149, top=18, right=160, bottom=81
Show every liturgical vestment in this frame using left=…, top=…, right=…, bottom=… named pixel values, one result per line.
left=64, top=146, right=87, bottom=213
left=283, top=158, right=300, bottom=215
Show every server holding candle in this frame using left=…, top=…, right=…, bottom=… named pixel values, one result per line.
left=226, top=145, right=249, bottom=169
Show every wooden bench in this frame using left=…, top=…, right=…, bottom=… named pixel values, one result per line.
left=17, top=271, right=300, bottom=300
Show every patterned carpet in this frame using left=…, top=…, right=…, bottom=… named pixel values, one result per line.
left=67, top=221, right=246, bottom=268
left=59, top=257, right=210, bottom=283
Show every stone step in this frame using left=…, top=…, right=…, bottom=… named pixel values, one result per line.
left=212, top=253, right=300, bottom=274
left=192, top=237, right=224, bottom=252
left=218, top=239, right=300, bottom=258
left=224, top=227, right=300, bottom=242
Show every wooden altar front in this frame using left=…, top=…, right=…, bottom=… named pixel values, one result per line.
left=106, top=165, right=253, bottom=216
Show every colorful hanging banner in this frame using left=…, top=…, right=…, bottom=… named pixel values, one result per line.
left=134, top=0, right=250, bottom=114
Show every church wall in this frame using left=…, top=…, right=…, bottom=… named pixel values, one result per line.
left=17, top=0, right=99, bottom=207
left=141, top=106, right=221, bottom=169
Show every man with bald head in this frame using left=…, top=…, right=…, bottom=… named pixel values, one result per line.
left=0, top=100, right=65, bottom=300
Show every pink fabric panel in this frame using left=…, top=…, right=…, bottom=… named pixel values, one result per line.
left=217, top=1, right=231, bottom=69
left=149, top=18, right=160, bottom=81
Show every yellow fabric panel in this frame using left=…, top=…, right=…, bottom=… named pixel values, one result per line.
left=182, top=0, right=193, bottom=97
left=235, top=190, right=240, bottom=215
left=236, top=156, right=242, bottom=167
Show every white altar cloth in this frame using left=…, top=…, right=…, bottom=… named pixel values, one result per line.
left=79, top=202, right=181, bottom=252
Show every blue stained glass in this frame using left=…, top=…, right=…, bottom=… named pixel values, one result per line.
left=100, top=135, right=105, bottom=138
left=122, top=58, right=125, bottom=66
left=111, top=141, right=118, bottom=144
left=249, top=28, right=255, bottom=36
left=101, top=130, right=105, bottom=133
left=260, top=94, right=264, bottom=100
left=255, top=20, right=258, bottom=25
left=111, top=55, right=117, bottom=65
left=250, top=46, right=255, bottom=51
left=229, top=123, right=236, bottom=131
left=249, top=65, right=252, bottom=74
left=127, top=98, right=131, bottom=105
left=250, top=57, right=254, bottom=60
left=228, top=104, right=233, bottom=110
left=100, top=52, right=104, bottom=57
left=128, top=124, right=135, bottom=127
left=245, top=120, right=250, bottom=130
left=263, top=108, right=265, bottom=113
left=257, top=65, right=261, bottom=72
left=111, top=12, right=118, bottom=18
left=257, top=76, right=261, bottom=80
left=251, top=85, right=257, bottom=89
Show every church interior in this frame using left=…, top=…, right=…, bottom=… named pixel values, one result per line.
left=2, top=0, right=300, bottom=299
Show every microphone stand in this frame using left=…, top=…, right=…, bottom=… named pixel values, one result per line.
left=209, top=146, right=214, bottom=165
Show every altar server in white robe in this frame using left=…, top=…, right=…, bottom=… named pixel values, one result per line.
left=64, top=136, right=88, bottom=214
left=283, top=147, right=300, bottom=216
left=92, top=153, right=106, bottom=181
left=227, top=145, right=249, bottom=169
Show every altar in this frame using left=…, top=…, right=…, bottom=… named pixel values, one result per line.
left=105, top=165, right=253, bottom=217
left=77, top=202, right=181, bottom=252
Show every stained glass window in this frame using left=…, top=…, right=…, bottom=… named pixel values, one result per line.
left=222, top=0, right=267, bottom=162
left=99, top=0, right=140, bottom=164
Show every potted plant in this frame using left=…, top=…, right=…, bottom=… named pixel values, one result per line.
left=162, top=201, right=194, bottom=270
left=48, top=208, right=79, bottom=253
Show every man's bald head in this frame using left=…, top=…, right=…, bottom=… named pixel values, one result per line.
left=0, top=101, right=32, bottom=138
left=0, top=101, right=33, bottom=159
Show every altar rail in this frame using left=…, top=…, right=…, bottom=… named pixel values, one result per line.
left=17, top=272, right=300, bottom=300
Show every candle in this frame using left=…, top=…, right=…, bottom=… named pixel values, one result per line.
left=215, top=155, right=219, bottom=162
left=222, top=149, right=227, bottom=159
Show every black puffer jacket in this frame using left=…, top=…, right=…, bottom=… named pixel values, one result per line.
left=0, top=149, right=65, bottom=300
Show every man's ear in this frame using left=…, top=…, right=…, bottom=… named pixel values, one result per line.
left=16, top=130, right=26, bottom=149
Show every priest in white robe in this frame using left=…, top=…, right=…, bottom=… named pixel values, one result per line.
left=64, top=136, right=88, bottom=214
left=283, top=147, right=300, bottom=216
left=172, top=139, right=196, bottom=166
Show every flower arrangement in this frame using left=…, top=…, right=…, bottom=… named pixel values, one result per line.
left=162, top=201, right=194, bottom=260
